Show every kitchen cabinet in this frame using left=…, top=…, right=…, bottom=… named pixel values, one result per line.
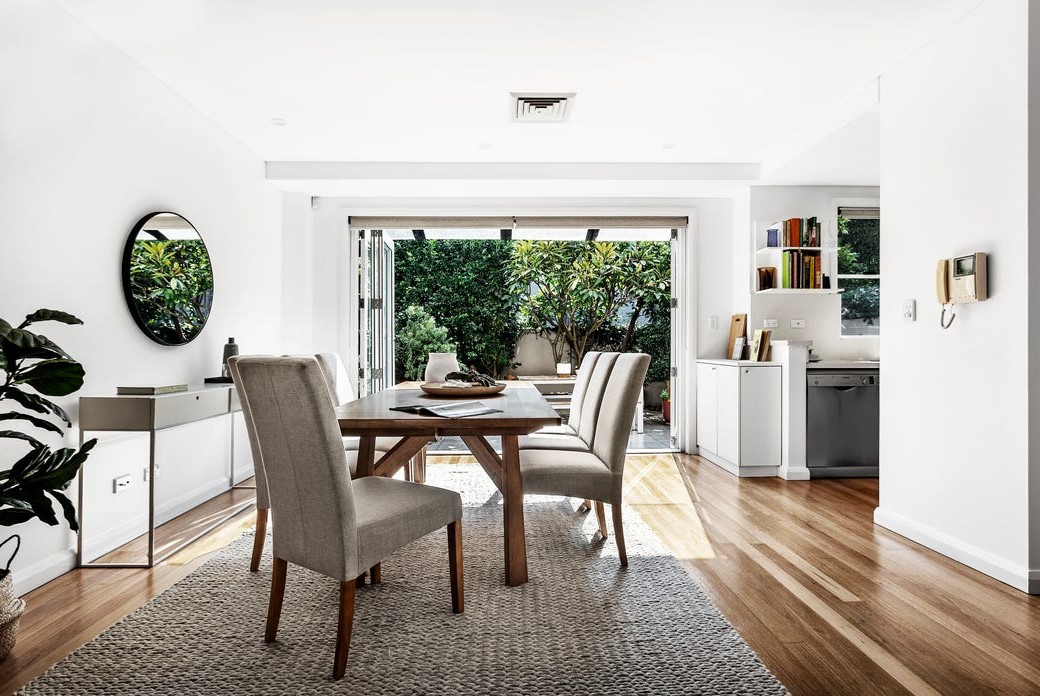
left=696, top=360, right=781, bottom=477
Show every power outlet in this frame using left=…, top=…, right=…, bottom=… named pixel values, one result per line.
left=763, top=318, right=779, bottom=328
left=113, top=475, right=132, bottom=494
left=791, top=319, right=806, bottom=329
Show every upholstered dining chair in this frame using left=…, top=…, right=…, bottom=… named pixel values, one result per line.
left=518, top=353, right=650, bottom=566
left=233, top=356, right=463, bottom=680
left=529, top=351, right=602, bottom=437
left=230, top=354, right=367, bottom=572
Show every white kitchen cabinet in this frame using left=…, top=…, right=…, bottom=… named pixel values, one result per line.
left=696, top=359, right=781, bottom=477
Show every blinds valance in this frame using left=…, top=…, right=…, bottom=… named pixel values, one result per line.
left=349, top=216, right=687, bottom=230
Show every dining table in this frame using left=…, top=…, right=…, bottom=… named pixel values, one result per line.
left=335, top=383, right=561, bottom=586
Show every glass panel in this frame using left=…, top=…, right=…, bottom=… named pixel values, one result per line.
left=839, top=278, right=880, bottom=336
left=837, top=216, right=880, bottom=275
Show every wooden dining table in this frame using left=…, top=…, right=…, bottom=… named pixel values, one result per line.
left=335, top=384, right=560, bottom=586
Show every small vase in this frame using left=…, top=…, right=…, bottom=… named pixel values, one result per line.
left=221, top=337, right=239, bottom=379
left=424, top=352, right=460, bottom=383
left=556, top=362, right=572, bottom=378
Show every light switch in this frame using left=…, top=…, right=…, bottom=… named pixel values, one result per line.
left=902, top=299, right=917, bottom=321
left=763, top=318, right=779, bottom=328
left=708, top=316, right=718, bottom=330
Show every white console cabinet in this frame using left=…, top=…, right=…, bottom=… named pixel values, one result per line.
left=696, top=360, right=781, bottom=477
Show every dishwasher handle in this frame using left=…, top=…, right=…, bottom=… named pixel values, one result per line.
left=808, top=373, right=879, bottom=388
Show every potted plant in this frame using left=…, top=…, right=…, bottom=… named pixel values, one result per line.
left=0, top=309, right=96, bottom=660
left=660, top=386, right=671, bottom=424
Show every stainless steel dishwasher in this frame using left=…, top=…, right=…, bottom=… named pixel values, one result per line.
left=806, top=369, right=879, bottom=477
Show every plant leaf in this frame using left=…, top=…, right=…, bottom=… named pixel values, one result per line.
left=0, top=411, right=65, bottom=435
left=0, top=430, right=44, bottom=449
left=14, top=359, right=85, bottom=396
left=51, top=491, right=79, bottom=531
left=0, top=387, right=71, bottom=426
left=20, top=309, right=83, bottom=328
left=0, top=328, right=70, bottom=362
left=0, top=508, right=35, bottom=527
left=19, top=489, right=58, bottom=526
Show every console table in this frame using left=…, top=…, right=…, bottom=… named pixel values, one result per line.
left=77, top=384, right=253, bottom=568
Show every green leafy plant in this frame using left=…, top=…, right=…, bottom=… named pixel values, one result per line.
left=0, top=309, right=96, bottom=533
left=660, top=387, right=670, bottom=401
left=395, top=240, right=521, bottom=377
left=395, top=305, right=456, bottom=381
left=128, top=239, right=213, bottom=344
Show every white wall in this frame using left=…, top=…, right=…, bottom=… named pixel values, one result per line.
left=748, top=185, right=880, bottom=360
left=876, top=0, right=1036, bottom=592
left=0, top=0, right=282, bottom=594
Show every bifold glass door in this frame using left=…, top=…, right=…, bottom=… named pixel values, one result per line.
left=358, top=230, right=395, bottom=396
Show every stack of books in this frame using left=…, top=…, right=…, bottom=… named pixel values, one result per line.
left=116, top=384, right=188, bottom=396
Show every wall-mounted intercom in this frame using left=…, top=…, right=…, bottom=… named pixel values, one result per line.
left=936, top=252, right=987, bottom=328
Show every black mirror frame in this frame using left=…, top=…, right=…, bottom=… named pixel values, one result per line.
left=121, top=211, right=213, bottom=346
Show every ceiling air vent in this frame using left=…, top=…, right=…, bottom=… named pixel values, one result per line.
left=512, top=93, right=575, bottom=122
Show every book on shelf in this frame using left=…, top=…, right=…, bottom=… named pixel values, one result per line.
left=766, top=227, right=779, bottom=247
left=773, top=217, right=823, bottom=248
left=389, top=400, right=502, bottom=418
left=116, top=384, right=189, bottom=395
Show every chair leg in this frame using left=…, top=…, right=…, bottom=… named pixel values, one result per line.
left=612, top=501, right=628, bottom=567
left=580, top=499, right=593, bottom=513
left=250, top=507, right=268, bottom=572
left=404, top=457, right=414, bottom=482
left=594, top=501, right=609, bottom=539
left=370, top=562, right=382, bottom=584
left=333, top=579, right=357, bottom=680
left=447, top=519, right=463, bottom=614
left=265, top=557, right=287, bottom=642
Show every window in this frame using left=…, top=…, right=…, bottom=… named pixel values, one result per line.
left=837, top=206, right=880, bottom=336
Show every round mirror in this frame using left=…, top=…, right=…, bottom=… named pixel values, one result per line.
left=122, top=212, right=213, bottom=346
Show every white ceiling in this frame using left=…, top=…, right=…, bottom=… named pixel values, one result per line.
left=57, top=0, right=977, bottom=172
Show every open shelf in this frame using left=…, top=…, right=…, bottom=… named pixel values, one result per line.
left=756, top=246, right=835, bottom=254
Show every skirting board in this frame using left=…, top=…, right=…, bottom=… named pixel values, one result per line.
left=13, top=548, right=77, bottom=597
left=874, top=506, right=1038, bottom=595
left=698, top=449, right=778, bottom=478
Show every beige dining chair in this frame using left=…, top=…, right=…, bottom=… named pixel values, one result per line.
left=230, top=355, right=368, bottom=572
left=233, top=356, right=463, bottom=680
left=529, top=351, right=602, bottom=437
left=519, top=352, right=650, bottom=566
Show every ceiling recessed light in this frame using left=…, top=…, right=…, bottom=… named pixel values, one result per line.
left=661, top=142, right=677, bottom=150
left=270, top=118, right=288, bottom=126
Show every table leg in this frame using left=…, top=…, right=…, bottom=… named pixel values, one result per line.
left=501, top=434, right=528, bottom=586
left=357, top=436, right=376, bottom=478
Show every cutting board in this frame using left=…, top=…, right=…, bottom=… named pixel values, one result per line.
left=728, top=314, right=748, bottom=360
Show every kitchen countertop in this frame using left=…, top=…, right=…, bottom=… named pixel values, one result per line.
left=807, top=360, right=880, bottom=370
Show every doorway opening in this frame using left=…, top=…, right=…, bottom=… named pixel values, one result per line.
left=352, top=217, right=686, bottom=453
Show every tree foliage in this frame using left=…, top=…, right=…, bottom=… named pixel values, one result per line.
left=508, top=241, right=670, bottom=368
left=395, top=240, right=522, bottom=378
left=837, top=216, right=881, bottom=324
left=0, top=310, right=97, bottom=534
left=395, top=306, right=455, bottom=381
left=128, top=239, right=213, bottom=344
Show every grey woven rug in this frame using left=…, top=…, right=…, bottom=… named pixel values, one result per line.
left=22, top=463, right=786, bottom=695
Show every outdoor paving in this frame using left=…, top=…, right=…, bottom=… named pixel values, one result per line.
left=425, top=410, right=673, bottom=454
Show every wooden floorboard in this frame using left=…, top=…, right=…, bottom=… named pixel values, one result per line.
left=3, top=455, right=1039, bottom=694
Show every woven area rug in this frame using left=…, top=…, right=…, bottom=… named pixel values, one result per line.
left=22, top=463, right=786, bottom=695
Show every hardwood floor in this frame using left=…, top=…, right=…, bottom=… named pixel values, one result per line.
left=3, top=456, right=1039, bottom=694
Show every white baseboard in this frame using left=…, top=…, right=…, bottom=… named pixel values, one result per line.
left=698, top=450, right=778, bottom=478
left=155, top=477, right=235, bottom=524
left=13, top=548, right=76, bottom=597
left=874, top=506, right=1037, bottom=595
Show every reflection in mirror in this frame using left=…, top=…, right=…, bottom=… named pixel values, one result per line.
left=122, top=212, right=213, bottom=346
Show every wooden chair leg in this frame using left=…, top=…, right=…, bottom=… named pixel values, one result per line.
left=250, top=507, right=268, bottom=572
left=581, top=499, right=593, bottom=513
left=612, top=501, right=628, bottom=567
left=404, top=457, right=414, bottom=482
left=265, top=557, right=287, bottom=642
left=448, top=519, right=463, bottom=614
left=333, top=579, right=357, bottom=680
left=594, top=501, right=609, bottom=539
left=370, top=562, right=382, bottom=584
